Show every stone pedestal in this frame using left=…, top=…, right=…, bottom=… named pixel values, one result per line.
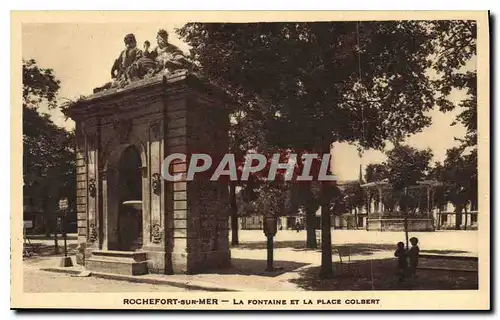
left=64, top=71, right=231, bottom=275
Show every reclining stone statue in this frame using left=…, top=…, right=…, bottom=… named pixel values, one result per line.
left=150, top=29, right=191, bottom=73
left=93, top=29, right=192, bottom=93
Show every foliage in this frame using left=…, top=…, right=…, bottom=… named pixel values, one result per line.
left=426, top=20, right=477, bottom=227
left=23, top=59, right=61, bottom=110
left=177, top=21, right=439, bottom=152
left=23, top=59, right=75, bottom=231
left=363, top=145, right=433, bottom=214
left=431, top=147, right=477, bottom=228
left=385, top=144, right=433, bottom=191
left=365, top=163, right=389, bottom=183
left=428, top=20, right=477, bottom=148
left=342, top=182, right=364, bottom=213
left=250, top=182, right=294, bottom=217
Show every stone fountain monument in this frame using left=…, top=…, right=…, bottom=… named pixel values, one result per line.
left=63, top=30, right=231, bottom=275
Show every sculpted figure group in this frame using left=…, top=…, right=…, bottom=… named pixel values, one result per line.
left=95, top=29, right=190, bottom=93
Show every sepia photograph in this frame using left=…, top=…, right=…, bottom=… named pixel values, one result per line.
left=11, top=11, right=490, bottom=310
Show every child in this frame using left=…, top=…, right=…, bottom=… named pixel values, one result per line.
left=394, top=241, right=407, bottom=282
left=408, top=237, right=420, bottom=278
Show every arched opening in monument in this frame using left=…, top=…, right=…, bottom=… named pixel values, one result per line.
left=117, top=145, right=143, bottom=251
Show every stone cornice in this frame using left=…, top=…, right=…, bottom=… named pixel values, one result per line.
left=63, top=70, right=232, bottom=121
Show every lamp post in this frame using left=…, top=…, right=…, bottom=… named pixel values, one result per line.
left=58, top=198, right=73, bottom=267
left=263, top=215, right=278, bottom=271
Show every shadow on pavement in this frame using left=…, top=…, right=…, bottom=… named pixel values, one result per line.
left=26, top=234, right=78, bottom=241
left=237, top=241, right=396, bottom=256
left=420, top=249, right=470, bottom=255
left=288, top=258, right=478, bottom=291
left=24, top=243, right=78, bottom=259
left=208, top=258, right=309, bottom=277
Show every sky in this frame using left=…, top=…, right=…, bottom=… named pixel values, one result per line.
left=22, top=23, right=471, bottom=181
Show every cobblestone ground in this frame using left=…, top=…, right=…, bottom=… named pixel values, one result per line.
left=24, top=268, right=193, bottom=293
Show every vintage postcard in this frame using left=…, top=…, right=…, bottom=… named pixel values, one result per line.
left=11, top=11, right=490, bottom=310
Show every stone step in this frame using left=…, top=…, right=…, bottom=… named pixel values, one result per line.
left=86, top=257, right=148, bottom=276
left=91, top=250, right=147, bottom=262
left=88, top=255, right=141, bottom=264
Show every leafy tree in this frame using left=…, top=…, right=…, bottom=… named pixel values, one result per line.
left=363, top=163, right=389, bottom=214
left=23, top=59, right=75, bottom=241
left=429, top=21, right=477, bottom=148
left=23, top=59, right=61, bottom=110
left=365, top=163, right=389, bottom=183
left=432, top=147, right=477, bottom=229
left=177, top=21, right=456, bottom=279
left=363, top=145, right=432, bottom=216
left=342, top=182, right=364, bottom=228
left=426, top=20, right=477, bottom=229
left=386, top=144, right=433, bottom=192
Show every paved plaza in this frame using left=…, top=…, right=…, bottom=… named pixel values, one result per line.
left=24, top=268, right=192, bottom=293
left=23, top=229, right=479, bottom=292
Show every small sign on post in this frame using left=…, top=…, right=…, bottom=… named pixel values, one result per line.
left=59, top=198, right=68, bottom=212
left=23, top=220, right=33, bottom=229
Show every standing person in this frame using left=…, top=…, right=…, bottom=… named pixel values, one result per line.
left=394, top=241, right=408, bottom=282
left=408, top=237, right=420, bottom=278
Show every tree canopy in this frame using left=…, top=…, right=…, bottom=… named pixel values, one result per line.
left=178, top=21, right=441, bottom=151
left=429, top=21, right=477, bottom=148
left=23, top=59, right=75, bottom=231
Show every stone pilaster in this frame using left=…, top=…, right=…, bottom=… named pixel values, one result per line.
left=85, top=129, right=100, bottom=259
left=75, top=123, right=87, bottom=265
left=143, top=119, right=168, bottom=273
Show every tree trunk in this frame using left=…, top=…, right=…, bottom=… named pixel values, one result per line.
left=41, top=193, right=51, bottom=237
left=53, top=216, right=59, bottom=254
left=463, top=205, right=468, bottom=231
left=404, top=188, right=409, bottom=249
left=44, top=216, right=52, bottom=237
left=437, top=208, right=441, bottom=230
left=354, top=207, right=359, bottom=230
left=367, top=194, right=372, bottom=214
left=305, top=206, right=317, bottom=248
left=319, top=182, right=334, bottom=279
left=455, top=204, right=463, bottom=230
left=230, top=182, right=239, bottom=246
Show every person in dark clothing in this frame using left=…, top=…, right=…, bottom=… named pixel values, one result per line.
left=408, top=237, right=420, bottom=278
left=394, top=241, right=408, bottom=282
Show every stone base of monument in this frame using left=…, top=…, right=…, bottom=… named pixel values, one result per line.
left=59, top=256, right=74, bottom=268
left=367, top=217, right=435, bottom=232
left=85, top=250, right=148, bottom=276
left=162, top=250, right=231, bottom=275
